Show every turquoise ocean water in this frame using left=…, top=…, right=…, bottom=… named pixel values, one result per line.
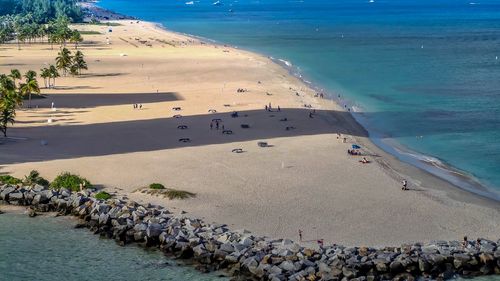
left=0, top=213, right=227, bottom=281
left=98, top=0, right=500, bottom=199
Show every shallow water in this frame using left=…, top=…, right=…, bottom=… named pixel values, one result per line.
left=0, top=213, right=227, bottom=281
left=99, top=0, right=500, bottom=199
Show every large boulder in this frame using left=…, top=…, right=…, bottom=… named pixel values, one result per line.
left=0, top=186, right=16, bottom=201
left=8, top=192, right=24, bottom=202
left=146, top=223, right=163, bottom=238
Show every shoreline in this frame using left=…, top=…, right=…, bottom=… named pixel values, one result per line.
left=142, top=20, right=500, bottom=204
left=140, top=8, right=500, bottom=203
left=1, top=2, right=499, bottom=247
left=98, top=2, right=500, bottom=204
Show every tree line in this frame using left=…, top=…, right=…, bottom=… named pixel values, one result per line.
left=0, top=14, right=83, bottom=49
left=0, top=0, right=82, bottom=22
left=0, top=48, right=87, bottom=137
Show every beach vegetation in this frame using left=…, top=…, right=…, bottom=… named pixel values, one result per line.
left=0, top=0, right=82, bottom=23
left=69, top=29, right=83, bottom=49
left=164, top=189, right=196, bottom=200
left=0, top=73, right=20, bottom=137
left=78, top=30, right=102, bottom=35
left=23, top=170, right=49, bottom=186
left=48, top=65, right=60, bottom=87
left=94, top=191, right=112, bottom=200
left=82, top=21, right=122, bottom=27
left=56, top=47, right=72, bottom=76
left=9, top=69, right=21, bottom=85
left=71, top=51, right=88, bottom=75
left=149, top=183, right=165, bottom=190
left=40, top=65, right=60, bottom=89
left=0, top=174, right=22, bottom=185
left=50, top=172, right=92, bottom=191
left=143, top=184, right=196, bottom=200
left=19, top=70, right=40, bottom=108
left=0, top=13, right=82, bottom=48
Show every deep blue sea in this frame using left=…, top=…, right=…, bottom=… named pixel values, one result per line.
left=98, top=0, right=500, bottom=200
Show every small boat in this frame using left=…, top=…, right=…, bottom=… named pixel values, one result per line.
left=185, top=1, right=194, bottom=5
left=369, top=0, right=375, bottom=3
left=213, top=1, right=222, bottom=6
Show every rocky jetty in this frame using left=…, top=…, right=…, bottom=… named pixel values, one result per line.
left=1, top=183, right=499, bottom=281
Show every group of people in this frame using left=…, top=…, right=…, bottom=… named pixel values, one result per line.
left=462, top=236, right=483, bottom=249
left=132, top=103, right=143, bottom=109
left=265, top=103, right=280, bottom=112
left=314, top=92, right=325, bottom=99
left=236, top=88, right=248, bottom=93
left=347, top=149, right=361, bottom=155
left=210, top=120, right=223, bottom=130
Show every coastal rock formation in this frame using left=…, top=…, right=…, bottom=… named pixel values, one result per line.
left=1, top=183, right=499, bottom=280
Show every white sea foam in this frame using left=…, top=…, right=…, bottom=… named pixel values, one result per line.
left=278, top=58, right=292, bottom=67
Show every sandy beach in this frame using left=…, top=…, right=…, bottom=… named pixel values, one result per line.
left=1, top=16, right=499, bottom=247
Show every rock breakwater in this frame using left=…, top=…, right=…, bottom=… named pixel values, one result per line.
left=1, top=184, right=499, bottom=281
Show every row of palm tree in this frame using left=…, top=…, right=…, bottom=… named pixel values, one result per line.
left=0, top=15, right=83, bottom=50
left=55, top=48, right=88, bottom=77
left=39, top=66, right=60, bottom=89
left=0, top=47, right=88, bottom=138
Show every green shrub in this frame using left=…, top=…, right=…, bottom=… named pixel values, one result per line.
left=50, top=172, right=92, bottom=191
left=164, top=189, right=196, bottom=200
left=23, top=170, right=49, bottom=186
left=94, top=191, right=112, bottom=200
left=0, top=175, right=22, bottom=185
left=79, top=30, right=102, bottom=35
left=149, top=183, right=165, bottom=190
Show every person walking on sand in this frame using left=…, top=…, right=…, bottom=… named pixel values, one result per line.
left=317, top=239, right=324, bottom=248
left=278, top=105, right=281, bottom=112
left=299, top=229, right=303, bottom=242
left=216, top=121, right=219, bottom=130
left=139, top=104, right=143, bottom=109
left=402, top=179, right=408, bottom=190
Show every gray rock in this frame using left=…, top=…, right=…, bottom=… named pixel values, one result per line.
left=279, top=260, right=295, bottom=272
left=146, top=223, right=163, bottom=238
left=0, top=186, right=16, bottom=200
left=8, top=192, right=24, bottom=201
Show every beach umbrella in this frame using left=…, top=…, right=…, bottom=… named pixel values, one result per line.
left=352, top=144, right=361, bottom=149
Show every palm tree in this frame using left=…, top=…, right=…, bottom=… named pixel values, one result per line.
left=24, top=70, right=37, bottom=81
left=56, top=47, right=72, bottom=76
left=0, top=100, right=16, bottom=137
left=69, top=30, right=83, bottom=49
left=0, top=74, right=16, bottom=97
left=0, top=88, right=19, bottom=138
left=9, top=69, right=21, bottom=86
left=20, top=70, right=40, bottom=108
left=73, top=51, right=88, bottom=75
left=49, top=65, right=60, bottom=88
left=40, top=68, right=51, bottom=88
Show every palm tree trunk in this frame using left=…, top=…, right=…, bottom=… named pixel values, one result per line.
left=29, top=92, right=32, bottom=108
